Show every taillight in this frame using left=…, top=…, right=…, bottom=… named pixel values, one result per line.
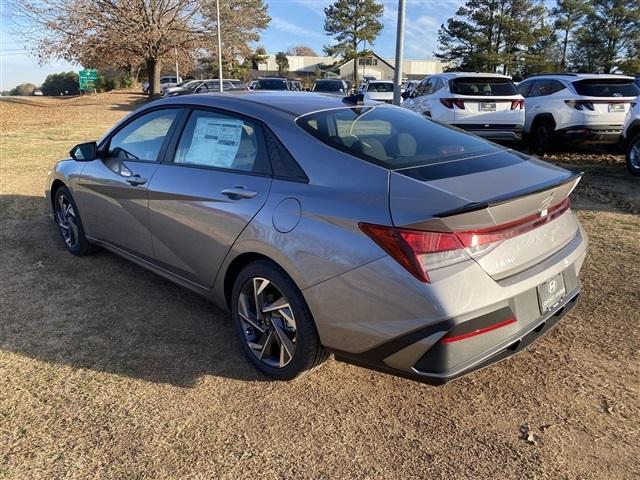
left=359, top=198, right=571, bottom=283
left=565, top=100, right=594, bottom=111
left=440, top=98, right=465, bottom=109
left=510, top=100, right=524, bottom=110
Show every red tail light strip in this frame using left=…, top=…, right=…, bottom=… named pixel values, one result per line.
left=359, top=197, right=571, bottom=283
left=441, top=317, right=516, bottom=343
left=455, top=197, right=571, bottom=248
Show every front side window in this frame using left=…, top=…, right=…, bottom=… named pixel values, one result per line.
left=107, top=109, right=178, bottom=162
left=517, top=80, right=534, bottom=97
left=296, top=106, right=500, bottom=169
left=173, top=110, right=270, bottom=174
left=528, top=80, right=556, bottom=98
left=450, top=77, right=518, bottom=96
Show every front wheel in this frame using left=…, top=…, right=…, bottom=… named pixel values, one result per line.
left=231, top=260, right=327, bottom=380
left=626, top=134, right=640, bottom=176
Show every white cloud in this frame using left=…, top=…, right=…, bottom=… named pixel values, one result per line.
left=271, top=16, right=324, bottom=38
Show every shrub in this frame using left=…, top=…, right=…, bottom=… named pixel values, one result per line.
left=9, top=83, right=37, bottom=96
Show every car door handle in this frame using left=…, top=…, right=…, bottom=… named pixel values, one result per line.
left=220, top=187, right=258, bottom=200
left=126, top=175, right=147, bottom=186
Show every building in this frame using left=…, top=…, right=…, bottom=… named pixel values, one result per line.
left=256, top=51, right=444, bottom=82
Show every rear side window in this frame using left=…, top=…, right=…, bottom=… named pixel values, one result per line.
left=173, top=110, right=270, bottom=174
left=528, top=80, right=566, bottom=97
left=450, top=77, right=518, bottom=96
left=572, top=79, right=640, bottom=97
left=296, top=106, right=500, bottom=170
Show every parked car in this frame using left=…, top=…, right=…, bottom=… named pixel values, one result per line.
left=248, top=80, right=258, bottom=90
left=33, top=89, right=44, bottom=96
left=287, top=80, right=303, bottom=91
left=621, top=97, right=640, bottom=175
left=312, top=79, right=349, bottom=95
left=166, top=79, right=237, bottom=97
left=142, top=76, right=182, bottom=94
left=362, top=80, right=394, bottom=103
left=47, top=92, right=587, bottom=384
left=517, top=73, right=640, bottom=153
left=403, top=73, right=524, bottom=142
left=163, top=79, right=200, bottom=97
left=253, top=78, right=290, bottom=91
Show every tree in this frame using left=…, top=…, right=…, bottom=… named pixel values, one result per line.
left=11, top=0, right=203, bottom=96
left=569, top=0, right=640, bottom=73
left=201, top=0, right=270, bottom=78
left=436, top=0, right=554, bottom=75
left=287, top=45, right=318, bottom=56
left=9, top=83, right=37, bottom=96
left=324, top=0, right=384, bottom=84
left=275, top=52, right=289, bottom=77
left=551, top=0, right=591, bottom=67
left=41, top=72, right=79, bottom=96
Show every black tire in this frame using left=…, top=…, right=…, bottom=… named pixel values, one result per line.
left=626, top=134, right=640, bottom=176
left=52, top=186, right=98, bottom=256
left=231, top=259, right=328, bottom=380
left=531, top=119, right=555, bottom=155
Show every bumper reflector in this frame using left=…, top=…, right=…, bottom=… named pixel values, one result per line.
left=441, top=317, right=516, bottom=344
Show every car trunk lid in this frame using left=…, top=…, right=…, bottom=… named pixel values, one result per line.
left=389, top=150, right=581, bottom=280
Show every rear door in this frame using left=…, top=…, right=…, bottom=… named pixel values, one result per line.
left=146, top=108, right=272, bottom=287
left=77, top=108, right=182, bottom=258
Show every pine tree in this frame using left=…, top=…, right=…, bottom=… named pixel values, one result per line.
left=324, top=0, right=384, bottom=84
left=551, top=0, right=592, bottom=68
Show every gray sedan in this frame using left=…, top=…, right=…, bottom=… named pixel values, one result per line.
left=46, top=92, right=587, bottom=384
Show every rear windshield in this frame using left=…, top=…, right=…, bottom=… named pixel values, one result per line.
left=256, top=79, right=288, bottom=90
left=572, top=79, right=639, bottom=97
left=450, top=77, right=518, bottom=96
left=367, top=82, right=394, bottom=93
left=295, top=106, right=500, bottom=170
left=313, top=81, right=344, bottom=92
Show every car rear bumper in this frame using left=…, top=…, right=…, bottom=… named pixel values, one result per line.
left=330, top=289, right=580, bottom=385
left=305, top=221, right=588, bottom=385
left=558, top=125, right=623, bottom=144
left=453, top=123, right=524, bottom=141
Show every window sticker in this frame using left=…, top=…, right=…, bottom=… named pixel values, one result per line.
left=183, top=117, right=244, bottom=167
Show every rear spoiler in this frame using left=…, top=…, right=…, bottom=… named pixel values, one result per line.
left=434, top=173, right=582, bottom=218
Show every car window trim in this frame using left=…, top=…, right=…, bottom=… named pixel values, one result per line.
left=99, top=106, right=186, bottom=164
left=161, top=106, right=273, bottom=178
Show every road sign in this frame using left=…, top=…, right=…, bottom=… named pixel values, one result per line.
left=79, top=69, right=98, bottom=90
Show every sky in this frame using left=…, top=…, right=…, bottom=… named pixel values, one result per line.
left=0, top=0, right=464, bottom=91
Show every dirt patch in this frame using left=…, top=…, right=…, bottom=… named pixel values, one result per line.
left=1, top=93, right=639, bottom=479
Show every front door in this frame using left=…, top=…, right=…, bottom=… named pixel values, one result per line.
left=76, top=108, right=181, bottom=258
left=147, top=108, right=272, bottom=287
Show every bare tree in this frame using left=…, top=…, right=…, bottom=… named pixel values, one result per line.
left=286, top=45, right=318, bottom=56
left=10, top=0, right=204, bottom=96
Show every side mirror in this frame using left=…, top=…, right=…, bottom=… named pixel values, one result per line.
left=70, top=141, right=97, bottom=161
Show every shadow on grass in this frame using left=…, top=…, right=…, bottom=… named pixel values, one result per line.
left=0, top=194, right=268, bottom=387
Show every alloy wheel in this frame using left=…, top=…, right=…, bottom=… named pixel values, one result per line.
left=237, top=277, right=297, bottom=368
left=55, top=193, right=79, bottom=248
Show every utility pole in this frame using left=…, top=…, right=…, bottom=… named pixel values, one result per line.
left=175, top=47, right=179, bottom=83
left=215, top=0, right=224, bottom=92
left=392, top=0, right=406, bottom=105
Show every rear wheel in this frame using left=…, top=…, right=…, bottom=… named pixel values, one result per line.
left=531, top=120, right=555, bottom=155
left=53, top=186, right=97, bottom=256
left=231, top=260, right=327, bottom=380
left=626, top=134, right=640, bottom=176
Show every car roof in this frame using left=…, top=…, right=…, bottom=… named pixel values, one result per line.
left=524, top=73, right=636, bottom=81
left=368, top=80, right=393, bottom=83
left=155, top=91, right=355, bottom=117
left=437, top=72, right=513, bottom=80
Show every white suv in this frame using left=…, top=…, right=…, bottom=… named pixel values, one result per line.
left=517, top=74, right=640, bottom=153
left=621, top=98, right=640, bottom=175
left=402, top=73, right=524, bottom=142
left=362, top=80, right=395, bottom=103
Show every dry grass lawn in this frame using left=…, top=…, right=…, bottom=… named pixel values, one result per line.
left=1, top=93, right=639, bottom=479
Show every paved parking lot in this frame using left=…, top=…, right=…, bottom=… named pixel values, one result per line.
left=1, top=94, right=639, bottom=479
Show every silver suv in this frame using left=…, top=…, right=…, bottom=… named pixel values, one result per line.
left=517, top=74, right=640, bottom=153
